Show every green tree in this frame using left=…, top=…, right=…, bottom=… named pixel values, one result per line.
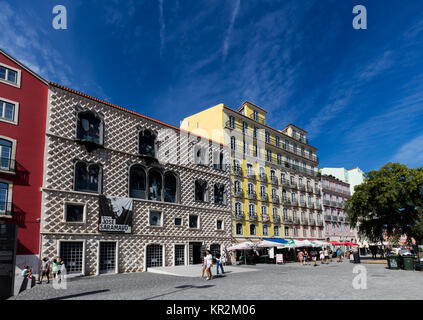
left=345, top=163, right=423, bottom=246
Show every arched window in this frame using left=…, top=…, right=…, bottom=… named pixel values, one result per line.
left=195, top=180, right=207, bottom=202
left=194, top=146, right=207, bottom=165
left=213, top=151, right=224, bottom=170
left=148, top=169, right=162, bottom=201
left=250, top=224, right=256, bottom=236
left=164, top=172, right=178, bottom=203
left=230, top=136, right=236, bottom=151
left=129, top=166, right=146, bottom=199
left=76, top=111, right=103, bottom=145
left=235, top=202, right=242, bottom=215
left=236, top=223, right=243, bottom=235
left=234, top=180, right=241, bottom=193
left=214, top=184, right=225, bottom=204
left=74, top=161, right=101, bottom=193
left=274, top=225, right=279, bottom=236
left=139, top=129, right=156, bottom=158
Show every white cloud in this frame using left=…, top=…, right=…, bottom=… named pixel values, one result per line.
left=222, top=0, right=240, bottom=60
left=392, top=133, right=423, bottom=168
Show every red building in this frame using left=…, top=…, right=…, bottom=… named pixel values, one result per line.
left=0, top=49, right=48, bottom=268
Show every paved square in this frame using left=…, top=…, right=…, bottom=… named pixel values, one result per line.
left=10, top=261, right=422, bottom=300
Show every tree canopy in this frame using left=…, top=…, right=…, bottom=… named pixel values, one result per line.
left=345, top=163, right=423, bottom=245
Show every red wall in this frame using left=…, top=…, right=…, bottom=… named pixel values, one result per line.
left=0, top=53, right=47, bottom=255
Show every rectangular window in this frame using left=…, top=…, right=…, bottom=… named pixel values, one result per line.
left=284, top=227, right=289, bottom=237
left=149, top=211, right=162, bottom=226
left=0, top=182, right=10, bottom=213
left=65, top=203, right=84, bottom=222
left=0, top=65, right=19, bottom=86
left=174, top=218, right=182, bottom=226
left=0, top=100, right=16, bottom=122
left=216, top=220, right=223, bottom=230
left=189, top=215, right=199, bottom=228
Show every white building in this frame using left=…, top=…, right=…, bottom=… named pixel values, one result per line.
left=320, top=167, right=365, bottom=195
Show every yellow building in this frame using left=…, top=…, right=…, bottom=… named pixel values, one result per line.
left=181, top=101, right=323, bottom=243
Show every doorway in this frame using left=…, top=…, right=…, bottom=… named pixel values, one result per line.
left=189, top=242, right=203, bottom=264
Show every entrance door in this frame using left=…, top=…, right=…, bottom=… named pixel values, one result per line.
left=189, top=242, right=203, bottom=265
left=210, top=244, right=221, bottom=260
left=146, top=244, right=163, bottom=268
left=99, top=242, right=116, bottom=274
left=0, top=224, right=17, bottom=300
left=60, top=241, right=83, bottom=274
left=174, top=245, right=185, bottom=266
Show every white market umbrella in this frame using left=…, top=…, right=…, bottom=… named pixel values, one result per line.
left=227, top=241, right=256, bottom=250
left=255, top=240, right=280, bottom=248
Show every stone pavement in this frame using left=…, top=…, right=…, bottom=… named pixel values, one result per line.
left=147, top=265, right=260, bottom=277
left=10, top=261, right=423, bottom=300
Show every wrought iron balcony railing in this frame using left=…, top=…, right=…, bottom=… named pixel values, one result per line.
left=272, top=195, right=280, bottom=204
left=260, top=193, right=268, bottom=201
left=233, top=189, right=244, bottom=198
left=247, top=191, right=257, bottom=200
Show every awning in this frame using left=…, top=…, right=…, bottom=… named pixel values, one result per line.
left=255, top=240, right=281, bottom=248
left=227, top=241, right=257, bottom=250
left=263, top=238, right=289, bottom=244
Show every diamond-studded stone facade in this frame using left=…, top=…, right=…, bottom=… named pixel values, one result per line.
left=40, top=85, right=233, bottom=275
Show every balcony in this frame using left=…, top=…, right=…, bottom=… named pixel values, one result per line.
left=282, top=197, right=290, bottom=205
left=301, top=218, right=309, bottom=225
left=233, top=189, right=244, bottom=198
left=283, top=217, right=293, bottom=224
left=324, top=215, right=332, bottom=221
left=262, top=214, right=270, bottom=223
left=339, top=217, right=344, bottom=222
left=290, top=181, right=297, bottom=188
left=272, top=195, right=280, bottom=204
left=247, top=191, right=257, bottom=200
left=332, top=216, right=338, bottom=222
left=306, top=185, right=313, bottom=192
left=291, top=199, right=299, bottom=206
left=247, top=171, right=256, bottom=180
left=270, top=176, right=279, bottom=185
left=309, top=218, right=316, bottom=226
left=307, top=202, right=313, bottom=208
left=0, top=158, right=16, bottom=173
left=235, top=211, right=245, bottom=220
left=299, top=184, right=305, bottom=191
left=281, top=180, right=289, bottom=187
left=259, top=173, right=267, bottom=182
left=273, top=215, right=281, bottom=223
left=314, top=188, right=320, bottom=195
left=260, top=193, right=268, bottom=202
left=249, top=212, right=258, bottom=220
left=323, top=199, right=331, bottom=206
left=317, top=220, right=324, bottom=226
left=299, top=201, right=306, bottom=208
left=0, top=202, right=13, bottom=216
left=232, top=167, right=243, bottom=176
left=293, top=217, right=300, bottom=224
left=225, top=120, right=236, bottom=130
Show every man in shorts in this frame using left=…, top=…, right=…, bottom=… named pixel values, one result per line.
left=311, top=249, right=318, bottom=266
left=38, top=257, right=51, bottom=284
left=324, top=248, right=329, bottom=264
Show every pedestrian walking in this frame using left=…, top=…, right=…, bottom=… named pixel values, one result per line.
left=328, top=249, right=333, bottom=263
left=337, top=247, right=343, bottom=262
left=215, top=252, right=225, bottom=275
left=297, top=250, right=304, bottom=265
left=324, top=248, right=329, bottom=264
left=303, top=250, right=309, bottom=265
left=349, top=250, right=354, bottom=263
left=205, top=250, right=213, bottom=280
left=200, top=252, right=207, bottom=279
left=311, top=249, right=318, bottom=266
left=38, top=257, right=51, bottom=284
left=319, top=249, right=325, bottom=264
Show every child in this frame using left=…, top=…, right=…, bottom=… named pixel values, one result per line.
left=21, top=265, right=29, bottom=278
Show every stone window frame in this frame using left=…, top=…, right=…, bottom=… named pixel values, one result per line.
left=215, top=218, right=224, bottom=231
left=0, top=178, right=13, bottom=218
left=234, top=202, right=242, bottom=215
left=75, top=107, right=105, bottom=147
left=262, top=224, right=269, bottom=237
left=174, top=217, right=183, bottom=227
left=62, top=201, right=87, bottom=224
left=235, top=223, right=243, bottom=235
left=188, top=213, right=201, bottom=230
left=144, top=242, right=165, bottom=271
left=56, top=239, right=86, bottom=276
left=137, top=127, right=158, bottom=159
left=213, top=183, right=226, bottom=205
left=96, top=240, right=119, bottom=275
left=0, top=96, right=19, bottom=125
left=0, top=62, right=21, bottom=88
left=73, top=160, right=103, bottom=194
left=194, top=179, right=209, bottom=203
left=0, top=135, right=17, bottom=174
left=148, top=209, right=163, bottom=228
left=249, top=223, right=257, bottom=236
left=273, top=225, right=280, bottom=237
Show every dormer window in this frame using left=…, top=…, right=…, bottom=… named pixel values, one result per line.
left=76, top=110, right=104, bottom=146
left=139, top=129, right=156, bottom=158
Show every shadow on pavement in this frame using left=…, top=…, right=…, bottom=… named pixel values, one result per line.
left=145, top=284, right=215, bottom=300
left=47, top=289, right=110, bottom=300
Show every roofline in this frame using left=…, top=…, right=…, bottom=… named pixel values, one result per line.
left=49, top=82, right=226, bottom=147
left=284, top=123, right=308, bottom=134
left=0, top=48, right=48, bottom=85
left=321, top=174, right=350, bottom=186
left=223, top=105, right=318, bottom=151
left=237, top=100, right=268, bottom=114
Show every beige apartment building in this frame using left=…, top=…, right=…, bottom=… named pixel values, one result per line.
left=181, top=101, right=323, bottom=242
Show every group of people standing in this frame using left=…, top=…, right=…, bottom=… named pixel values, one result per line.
left=36, top=256, right=66, bottom=284
left=297, top=247, right=344, bottom=266
left=200, top=250, right=226, bottom=281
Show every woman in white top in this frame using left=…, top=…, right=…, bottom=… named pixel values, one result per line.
left=205, top=250, right=213, bottom=280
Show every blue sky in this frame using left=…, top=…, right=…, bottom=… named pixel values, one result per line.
left=2, top=0, right=423, bottom=172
